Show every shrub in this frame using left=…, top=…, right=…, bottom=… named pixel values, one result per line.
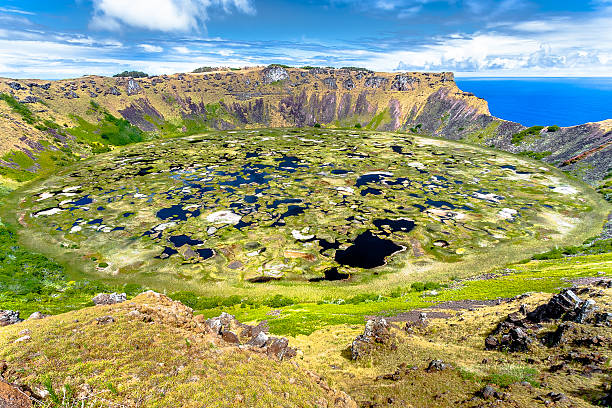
left=192, top=67, right=215, bottom=73
left=547, top=125, right=560, bottom=132
left=313, top=123, right=321, bottom=128
left=354, top=123, right=362, bottom=129
left=345, top=293, right=380, bottom=304
left=264, top=294, right=295, bottom=308
left=113, top=70, right=148, bottom=78
left=511, top=126, right=544, bottom=145
left=411, top=282, right=425, bottom=292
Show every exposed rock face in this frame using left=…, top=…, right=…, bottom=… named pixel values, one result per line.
left=92, top=292, right=127, bottom=305
left=351, top=317, right=391, bottom=360
left=0, top=311, right=22, bottom=327
left=2, top=67, right=610, bottom=185
left=262, top=66, right=289, bottom=84
left=391, top=74, right=417, bottom=91
left=126, top=78, right=142, bottom=96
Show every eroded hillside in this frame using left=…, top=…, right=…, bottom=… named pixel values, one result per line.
left=1, top=66, right=610, bottom=185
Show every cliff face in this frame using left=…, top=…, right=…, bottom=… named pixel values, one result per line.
left=0, top=66, right=610, bottom=185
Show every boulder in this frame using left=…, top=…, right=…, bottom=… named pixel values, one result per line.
left=595, top=312, right=612, bottom=326
left=0, top=311, right=22, bottom=327
left=426, top=359, right=450, bottom=372
left=572, top=299, right=597, bottom=323
left=547, top=322, right=574, bottom=347
left=247, top=331, right=269, bottom=348
left=92, top=293, right=126, bottom=305
left=527, top=289, right=582, bottom=323
left=351, top=317, right=391, bottom=360
left=126, top=78, right=142, bottom=95
left=477, top=385, right=499, bottom=399
left=96, top=316, right=115, bottom=325
left=221, top=330, right=240, bottom=345
left=266, top=337, right=296, bottom=360
left=27, top=312, right=47, bottom=320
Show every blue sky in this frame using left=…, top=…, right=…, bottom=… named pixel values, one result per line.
left=0, top=0, right=611, bottom=78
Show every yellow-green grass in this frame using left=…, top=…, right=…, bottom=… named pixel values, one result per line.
left=0, top=293, right=343, bottom=408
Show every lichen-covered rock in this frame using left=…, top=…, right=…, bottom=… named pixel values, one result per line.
left=92, top=292, right=127, bottom=306
left=262, top=66, right=289, bottom=84
left=0, top=311, right=22, bottom=327
left=351, top=317, right=391, bottom=360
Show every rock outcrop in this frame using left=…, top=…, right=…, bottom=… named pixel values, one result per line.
left=0, top=311, right=22, bottom=327
left=351, top=317, right=392, bottom=360
left=92, top=292, right=127, bottom=305
left=486, top=288, right=607, bottom=353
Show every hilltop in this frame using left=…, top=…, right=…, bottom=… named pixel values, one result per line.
left=0, top=66, right=610, bottom=187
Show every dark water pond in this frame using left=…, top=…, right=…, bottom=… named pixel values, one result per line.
left=335, top=231, right=404, bottom=268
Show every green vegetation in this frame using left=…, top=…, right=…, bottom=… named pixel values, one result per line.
left=68, top=104, right=145, bottom=146
left=267, top=63, right=291, bottom=68
left=113, top=70, right=148, bottom=78
left=409, top=123, right=422, bottom=133
left=2, top=151, right=34, bottom=169
left=0, top=166, right=36, bottom=182
left=485, top=366, right=539, bottom=388
left=0, top=186, right=142, bottom=316
left=547, top=125, right=561, bottom=132
left=0, top=93, right=37, bottom=124
left=517, top=150, right=552, bottom=160
left=511, top=126, right=545, bottom=145
left=531, top=237, right=612, bottom=260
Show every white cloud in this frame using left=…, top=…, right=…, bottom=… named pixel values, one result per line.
left=173, top=46, right=191, bottom=54
left=0, top=7, right=35, bottom=15
left=139, top=44, right=164, bottom=52
left=90, top=0, right=255, bottom=32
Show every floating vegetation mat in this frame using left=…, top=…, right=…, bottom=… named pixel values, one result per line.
left=14, top=129, right=598, bottom=284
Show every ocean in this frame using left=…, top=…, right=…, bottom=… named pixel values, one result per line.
left=455, top=77, right=612, bottom=128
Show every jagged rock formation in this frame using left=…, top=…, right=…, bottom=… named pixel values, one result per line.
left=0, top=66, right=610, bottom=184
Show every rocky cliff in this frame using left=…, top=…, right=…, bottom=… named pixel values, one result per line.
left=0, top=66, right=610, bottom=185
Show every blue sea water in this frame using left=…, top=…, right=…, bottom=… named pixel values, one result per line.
left=455, top=77, right=612, bottom=127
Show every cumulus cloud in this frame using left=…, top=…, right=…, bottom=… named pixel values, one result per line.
left=90, top=0, right=255, bottom=32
